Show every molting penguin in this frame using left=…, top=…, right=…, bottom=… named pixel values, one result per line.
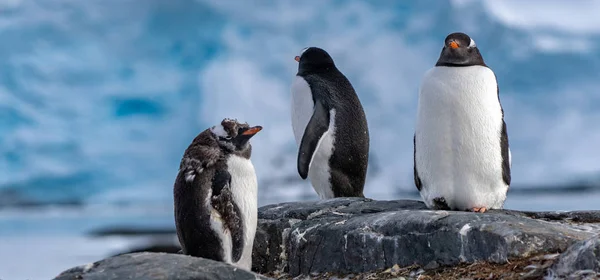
left=173, top=118, right=262, bottom=270
left=290, top=47, right=369, bottom=199
left=414, top=32, right=511, bottom=213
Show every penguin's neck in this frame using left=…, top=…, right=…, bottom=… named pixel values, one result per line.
left=298, top=64, right=336, bottom=76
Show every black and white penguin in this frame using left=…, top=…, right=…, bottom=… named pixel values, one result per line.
left=290, top=47, right=369, bottom=199
left=414, top=32, right=511, bottom=213
left=173, top=118, right=262, bottom=270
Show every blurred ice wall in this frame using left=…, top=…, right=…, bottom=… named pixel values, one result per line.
left=0, top=0, right=600, bottom=208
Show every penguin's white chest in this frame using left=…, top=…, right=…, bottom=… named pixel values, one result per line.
left=291, top=76, right=314, bottom=144
left=209, top=155, right=257, bottom=270
left=415, top=66, right=508, bottom=210
left=227, top=155, right=257, bottom=270
left=290, top=76, right=336, bottom=199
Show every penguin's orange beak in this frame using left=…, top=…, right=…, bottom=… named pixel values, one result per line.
left=449, top=41, right=459, bottom=49
left=294, top=56, right=300, bottom=62
left=242, top=126, right=262, bottom=136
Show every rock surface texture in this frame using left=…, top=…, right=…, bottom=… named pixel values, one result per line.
left=53, top=199, right=600, bottom=279
left=53, top=252, right=271, bottom=280
left=251, top=198, right=600, bottom=277
left=550, top=235, right=600, bottom=279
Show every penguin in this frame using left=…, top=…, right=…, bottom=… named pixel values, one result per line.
left=414, top=32, right=511, bottom=213
left=290, top=47, right=369, bottom=199
left=173, top=118, right=262, bottom=270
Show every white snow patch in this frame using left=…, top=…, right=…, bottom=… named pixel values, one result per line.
left=82, top=262, right=95, bottom=273
left=459, top=224, right=472, bottom=236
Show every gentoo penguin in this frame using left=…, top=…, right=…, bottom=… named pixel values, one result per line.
left=414, top=32, right=511, bottom=213
left=290, top=47, right=369, bottom=199
left=173, top=118, right=262, bottom=270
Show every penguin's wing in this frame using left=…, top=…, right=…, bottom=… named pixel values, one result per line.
left=174, top=165, right=223, bottom=260
left=496, top=76, right=511, bottom=187
left=210, top=169, right=245, bottom=263
left=413, top=134, right=423, bottom=192
left=297, top=99, right=330, bottom=179
left=500, top=120, right=511, bottom=186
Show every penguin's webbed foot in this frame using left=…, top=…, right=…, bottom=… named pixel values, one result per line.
left=471, top=207, right=487, bottom=213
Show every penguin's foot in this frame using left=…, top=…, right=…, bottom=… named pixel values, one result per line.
left=471, top=207, right=487, bottom=213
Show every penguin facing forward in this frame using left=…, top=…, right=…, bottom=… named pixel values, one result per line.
left=291, top=47, right=369, bottom=199
left=174, top=118, right=262, bottom=270
left=414, top=32, right=511, bottom=213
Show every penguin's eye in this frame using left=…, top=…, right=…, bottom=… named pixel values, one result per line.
left=468, top=38, right=476, bottom=48
left=220, top=136, right=233, bottom=141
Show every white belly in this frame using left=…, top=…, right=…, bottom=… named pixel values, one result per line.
left=226, top=155, right=258, bottom=270
left=291, top=76, right=314, bottom=145
left=290, top=76, right=336, bottom=199
left=415, top=66, right=509, bottom=210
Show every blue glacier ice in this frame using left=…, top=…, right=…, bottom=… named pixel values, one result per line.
left=1, top=0, right=600, bottom=209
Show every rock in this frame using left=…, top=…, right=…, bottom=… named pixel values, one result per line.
left=54, top=252, right=272, bottom=280
left=251, top=198, right=600, bottom=277
left=115, top=244, right=182, bottom=255
left=549, top=235, right=600, bottom=279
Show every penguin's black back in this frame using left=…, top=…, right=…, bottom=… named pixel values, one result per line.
left=173, top=130, right=245, bottom=263
left=174, top=164, right=223, bottom=260
left=300, top=66, right=370, bottom=197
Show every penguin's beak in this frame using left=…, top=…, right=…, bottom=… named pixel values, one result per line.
left=448, top=41, right=459, bottom=49
left=241, top=126, right=262, bottom=136
left=294, top=56, right=300, bottom=62
left=234, top=126, right=262, bottom=148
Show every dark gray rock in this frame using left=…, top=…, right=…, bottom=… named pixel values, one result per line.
left=550, top=235, right=600, bottom=279
left=251, top=198, right=600, bottom=276
left=54, top=252, right=272, bottom=280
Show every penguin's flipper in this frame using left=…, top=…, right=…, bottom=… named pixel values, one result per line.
left=496, top=75, right=511, bottom=187
left=500, top=120, right=511, bottom=186
left=210, top=169, right=244, bottom=263
left=174, top=167, right=223, bottom=260
left=297, top=100, right=330, bottom=179
left=413, top=134, right=423, bottom=191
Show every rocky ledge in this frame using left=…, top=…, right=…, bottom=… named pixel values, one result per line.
left=53, top=252, right=270, bottom=280
left=550, top=235, right=600, bottom=279
left=54, top=198, right=600, bottom=279
left=251, top=198, right=600, bottom=279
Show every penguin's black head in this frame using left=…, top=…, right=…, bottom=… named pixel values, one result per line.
left=210, top=118, right=262, bottom=158
left=436, top=32, right=486, bottom=67
left=295, top=47, right=336, bottom=75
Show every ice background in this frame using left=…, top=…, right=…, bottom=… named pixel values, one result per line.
left=1, top=0, right=600, bottom=279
